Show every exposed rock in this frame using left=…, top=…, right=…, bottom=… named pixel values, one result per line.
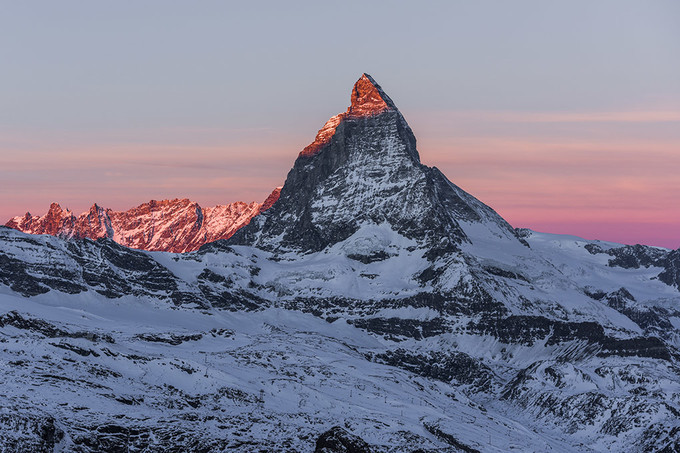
left=603, top=288, right=677, bottom=337
left=659, top=249, right=680, bottom=290
left=606, top=244, right=666, bottom=269
left=136, top=332, right=204, bottom=345
left=348, top=317, right=447, bottom=341
left=315, top=426, right=372, bottom=453
left=584, top=242, right=680, bottom=291
left=0, top=227, right=209, bottom=306
left=373, top=349, right=494, bottom=391
left=422, top=422, right=480, bottom=453
left=0, top=410, right=64, bottom=453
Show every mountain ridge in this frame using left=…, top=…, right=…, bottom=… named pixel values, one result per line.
left=5, top=187, right=281, bottom=253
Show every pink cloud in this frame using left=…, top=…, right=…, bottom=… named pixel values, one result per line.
left=415, top=110, right=680, bottom=124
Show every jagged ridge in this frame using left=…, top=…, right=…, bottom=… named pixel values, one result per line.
left=5, top=188, right=281, bottom=253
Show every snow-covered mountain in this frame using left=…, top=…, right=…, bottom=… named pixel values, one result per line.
left=5, top=188, right=281, bottom=253
left=1, top=74, right=679, bottom=452
left=230, top=74, right=522, bottom=256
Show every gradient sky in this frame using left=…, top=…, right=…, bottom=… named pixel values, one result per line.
left=2, top=1, right=679, bottom=248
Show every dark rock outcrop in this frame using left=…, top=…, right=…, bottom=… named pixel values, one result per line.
left=315, top=426, right=372, bottom=453
left=0, top=410, right=64, bottom=453
left=469, top=315, right=674, bottom=361
left=373, top=349, right=494, bottom=391
left=659, top=249, right=680, bottom=290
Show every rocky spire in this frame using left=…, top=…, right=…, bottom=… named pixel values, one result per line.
left=227, top=73, right=517, bottom=254
left=300, top=74, right=402, bottom=158
left=347, top=73, right=394, bottom=117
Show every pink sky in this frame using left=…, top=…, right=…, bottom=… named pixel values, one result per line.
left=414, top=109, right=680, bottom=249
left=2, top=2, right=678, bottom=249
left=2, top=108, right=678, bottom=250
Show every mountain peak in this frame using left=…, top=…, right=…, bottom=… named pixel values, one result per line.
left=230, top=73, right=522, bottom=254
left=300, top=74, right=397, bottom=157
left=48, top=202, right=63, bottom=214
left=348, top=73, right=394, bottom=117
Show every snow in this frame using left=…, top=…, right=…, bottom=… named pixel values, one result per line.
left=0, top=291, right=577, bottom=452
left=3, top=221, right=678, bottom=450
left=670, top=317, right=680, bottom=330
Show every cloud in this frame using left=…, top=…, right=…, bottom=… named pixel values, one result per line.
left=416, top=109, right=680, bottom=124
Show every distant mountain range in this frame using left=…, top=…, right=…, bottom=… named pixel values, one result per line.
left=1, top=74, right=679, bottom=452
left=5, top=188, right=281, bottom=253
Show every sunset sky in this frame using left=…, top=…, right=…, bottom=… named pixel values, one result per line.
left=2, top=1, right=679, bottom=248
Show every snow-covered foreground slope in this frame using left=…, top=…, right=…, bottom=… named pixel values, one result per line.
left=2, top=223, right=679, bottom=452
left=1, top=291, right=576, bottom=452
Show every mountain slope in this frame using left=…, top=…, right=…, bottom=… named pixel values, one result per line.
left=0, top=291, right=581, bottom=452
left=1, top=74, right=679, bottom=452
left=5, top=188, right=281, bottom=253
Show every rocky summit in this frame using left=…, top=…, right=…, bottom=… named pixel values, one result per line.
left=229, top=73, right=521, bottom=256
left=1, top=74, right=679, bottom=452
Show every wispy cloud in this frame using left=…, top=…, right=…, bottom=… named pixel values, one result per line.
left=418, top=109, right=680, bottom=124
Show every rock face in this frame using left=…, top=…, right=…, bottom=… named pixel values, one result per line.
left=585, top=241, right=680, bottom=292
left=229, top=74, right=521, bottom=255
left=314, top=427, right=372, bottom=453
left=5, top=188, right=281, bottom=253
left=1, top=74, right=680, bottom=452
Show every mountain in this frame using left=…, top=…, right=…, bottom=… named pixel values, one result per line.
left=229, top=74, right=522, bottom=256
left=1, top=74, right=679, bottom=452
left=5, top=187, right=281, bottom=253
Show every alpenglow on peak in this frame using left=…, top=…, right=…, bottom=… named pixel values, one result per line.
left=300, top=73, right=398, bottom=157
left=348, top=73, right=395, bottom=117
